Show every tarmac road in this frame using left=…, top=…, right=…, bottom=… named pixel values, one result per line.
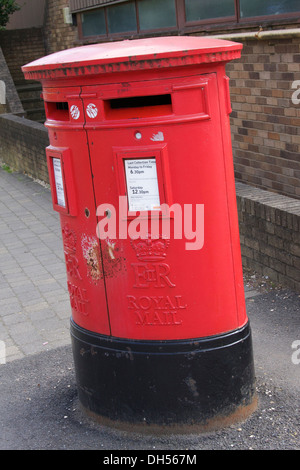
left=0, top=168, right=299, bottom=451
left=0, top=288, right=299, bottom=451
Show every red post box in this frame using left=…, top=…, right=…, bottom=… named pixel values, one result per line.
left=22, top=37, right=256, bottom=431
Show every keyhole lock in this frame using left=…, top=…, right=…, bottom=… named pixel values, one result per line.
left=105, top=209, right=112, bottom=218
left=84, top=208, right=90, bottom=218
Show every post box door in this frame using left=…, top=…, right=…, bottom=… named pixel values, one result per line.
left=81, top=72, right=245, bottom=341
left=43, top=86, right=111, bottom=336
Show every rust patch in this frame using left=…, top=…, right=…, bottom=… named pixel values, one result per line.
left=81, top=234, right=103, bottom=284
left=22, top=49, right=242, bottom=82
left=102, top=238, right=127, bottom=279
left=81, top=235, right=126, bottom=282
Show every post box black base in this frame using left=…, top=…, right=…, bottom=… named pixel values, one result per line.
left=70, top=319, right=257, bottom=432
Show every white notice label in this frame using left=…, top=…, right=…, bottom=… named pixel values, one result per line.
left=124, top=158, right=160, bottom=211
left=52, top=158, right=66, bottom=208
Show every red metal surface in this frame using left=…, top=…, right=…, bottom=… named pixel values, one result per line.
left=22, top=36, right=242, bottom=83
left=22, top=37, right=246, bottom=340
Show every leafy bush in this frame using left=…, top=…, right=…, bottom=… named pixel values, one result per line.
left=0, top=0, right=20, bottom=29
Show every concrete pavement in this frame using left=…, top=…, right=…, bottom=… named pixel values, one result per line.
left=0, top=166, right=300, bottom=450
left=0, top=167, right=70, bottom=362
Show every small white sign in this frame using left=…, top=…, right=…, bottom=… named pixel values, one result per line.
left=70, top=105, right=80, bottom=120
left=124, top=158, right=160, bottom=212
left=86, top=103, right=98, bottom=118
left=151, top=131, right=164, bottom=142
left=52, top=158, right=66, bottom=208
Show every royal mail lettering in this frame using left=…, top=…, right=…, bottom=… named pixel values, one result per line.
left=127, top=294, right=187, bottom=310
left=127, top=294, right=187, bottom=326
left=135, top=310, right=182, bottom=326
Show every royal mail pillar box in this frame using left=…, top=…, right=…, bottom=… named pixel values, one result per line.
left=22, top=37, right=256, bottom=431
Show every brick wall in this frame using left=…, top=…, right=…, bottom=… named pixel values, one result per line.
left=227, top=36, right=300, bottom=200
left=236, top=182, right=300, bottom=292
left=0, top=28, right=46, bottom=85
left=44, top=0, right=78, bottom=54
left=0, top=114, right=49, bottom=183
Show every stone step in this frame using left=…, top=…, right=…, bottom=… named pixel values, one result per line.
left=25, top=107, right=45, bottom=121
left=16, top=82, right=45, bottom=121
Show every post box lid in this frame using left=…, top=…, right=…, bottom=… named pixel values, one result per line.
left=22, top=36, right=242, bottom=81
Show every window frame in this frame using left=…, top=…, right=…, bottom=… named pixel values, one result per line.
left=182, top=0, right=237, bottom=28
left=78, top=7, right=107, bottom=39
left=106, top=0, right=138, bottom=36
left=75, top=0, right=300, bottom=42
left=136, top=0, right=178, bottom=34
left=238, top=0, right=300, bottom=22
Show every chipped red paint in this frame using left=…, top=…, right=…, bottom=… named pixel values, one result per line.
left=22, top=36, right=242, bottom=84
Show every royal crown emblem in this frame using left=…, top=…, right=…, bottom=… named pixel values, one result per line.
left=131, top=236, right=170, bottom=262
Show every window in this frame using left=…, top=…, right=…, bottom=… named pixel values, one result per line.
left=185, top=0, right=235, bottom=23
left=73, top=0, right=300, bottom=40
left=138, top=0, right=177, bottom=31
left=107, top=1, right=136, bottom=34
left=239, top=0, right=300, bottom=18
left=81, top=8, right=106, bottom=37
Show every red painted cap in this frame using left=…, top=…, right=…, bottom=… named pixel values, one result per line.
left=22, top=36, right=242, bottom=81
